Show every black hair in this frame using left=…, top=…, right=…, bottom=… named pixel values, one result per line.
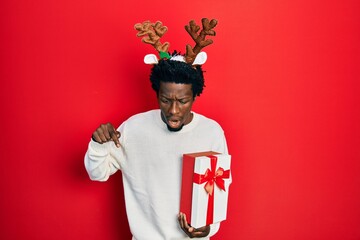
left=149, top=56, right=205, bottom=97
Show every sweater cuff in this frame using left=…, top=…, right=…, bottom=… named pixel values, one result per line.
left=89, top=139, right=110, bottom=154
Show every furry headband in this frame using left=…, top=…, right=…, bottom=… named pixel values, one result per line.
left=134, top=18, right=218, bottom=65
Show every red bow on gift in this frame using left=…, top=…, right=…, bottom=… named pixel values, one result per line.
left=193, top=157, right=230, bottom=196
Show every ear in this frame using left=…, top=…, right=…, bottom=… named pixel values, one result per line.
left=144, top=54, right=159, bottom=64
left=192, top=52, right=207, bottom=65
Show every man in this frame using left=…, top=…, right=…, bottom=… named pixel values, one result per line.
left=85, top=19, right=228, bottom=240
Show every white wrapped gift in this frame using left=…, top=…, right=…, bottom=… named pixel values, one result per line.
left=180, top=151, right=231, bottom=228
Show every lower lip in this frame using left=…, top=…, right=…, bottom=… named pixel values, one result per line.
left=168, top=119, right=181, bottom=128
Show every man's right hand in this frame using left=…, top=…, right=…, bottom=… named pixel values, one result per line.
left=92, top=123, right=121, bottom=148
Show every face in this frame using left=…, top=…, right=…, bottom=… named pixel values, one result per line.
left=158, top=82, right=195, bottom=132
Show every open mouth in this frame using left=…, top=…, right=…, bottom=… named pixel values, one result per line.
left=166, top=119, right=184, bottom=132
left=168, top=119, right=181, bottom=128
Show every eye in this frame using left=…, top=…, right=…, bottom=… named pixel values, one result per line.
left=178, top=99, right=188, bottom=105
left=160, top=98, right=169, bottom=104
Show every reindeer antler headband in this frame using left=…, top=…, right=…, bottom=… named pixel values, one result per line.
left=134, top=18, right=218, bottom=65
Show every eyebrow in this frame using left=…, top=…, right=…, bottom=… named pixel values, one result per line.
left=160, top=95, right=192, bottom=100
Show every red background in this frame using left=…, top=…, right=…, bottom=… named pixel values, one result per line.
left=1, top=0, right=360, bottom=239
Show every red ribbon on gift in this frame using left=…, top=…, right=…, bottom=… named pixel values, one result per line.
left=193, top=155, right=230, bottom=225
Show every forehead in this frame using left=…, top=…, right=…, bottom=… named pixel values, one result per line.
left=158, top=82, right=193, bottom=97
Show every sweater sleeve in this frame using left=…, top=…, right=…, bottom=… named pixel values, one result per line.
left=212, top=129, right=229, bottom=155
left=84, top=139, right=123, bottom=181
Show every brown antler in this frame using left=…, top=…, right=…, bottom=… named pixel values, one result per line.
left=134, top=20, right=170, bottom=53
left=184, top=18, right=218, bottom=64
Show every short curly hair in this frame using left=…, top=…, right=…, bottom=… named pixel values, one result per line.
left=149, top=58, right=205, bottom=97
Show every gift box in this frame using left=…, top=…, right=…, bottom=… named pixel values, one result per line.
left=180, top=151, right=231, bottom=228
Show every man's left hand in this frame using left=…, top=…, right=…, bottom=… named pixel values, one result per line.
left=178, top=212, right=210, bottom=238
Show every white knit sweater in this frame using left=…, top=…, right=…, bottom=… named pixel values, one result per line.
left=85, top=110, right=228, bottom=240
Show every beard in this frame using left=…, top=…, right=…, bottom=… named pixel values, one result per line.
left=166, top=124, right=184, bottom=132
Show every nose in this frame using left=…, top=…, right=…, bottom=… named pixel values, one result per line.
left=169, top=101, right=180, bottom=115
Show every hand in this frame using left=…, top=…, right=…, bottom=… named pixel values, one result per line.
left=178, top=212, right=210, bottom=238
left=92, top=123, right=121, bottom=148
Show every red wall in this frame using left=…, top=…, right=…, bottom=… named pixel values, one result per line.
left=1, top=0, right=360, bottom=239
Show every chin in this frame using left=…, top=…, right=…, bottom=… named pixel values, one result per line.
left=166, top=124, right=184, bottom=132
